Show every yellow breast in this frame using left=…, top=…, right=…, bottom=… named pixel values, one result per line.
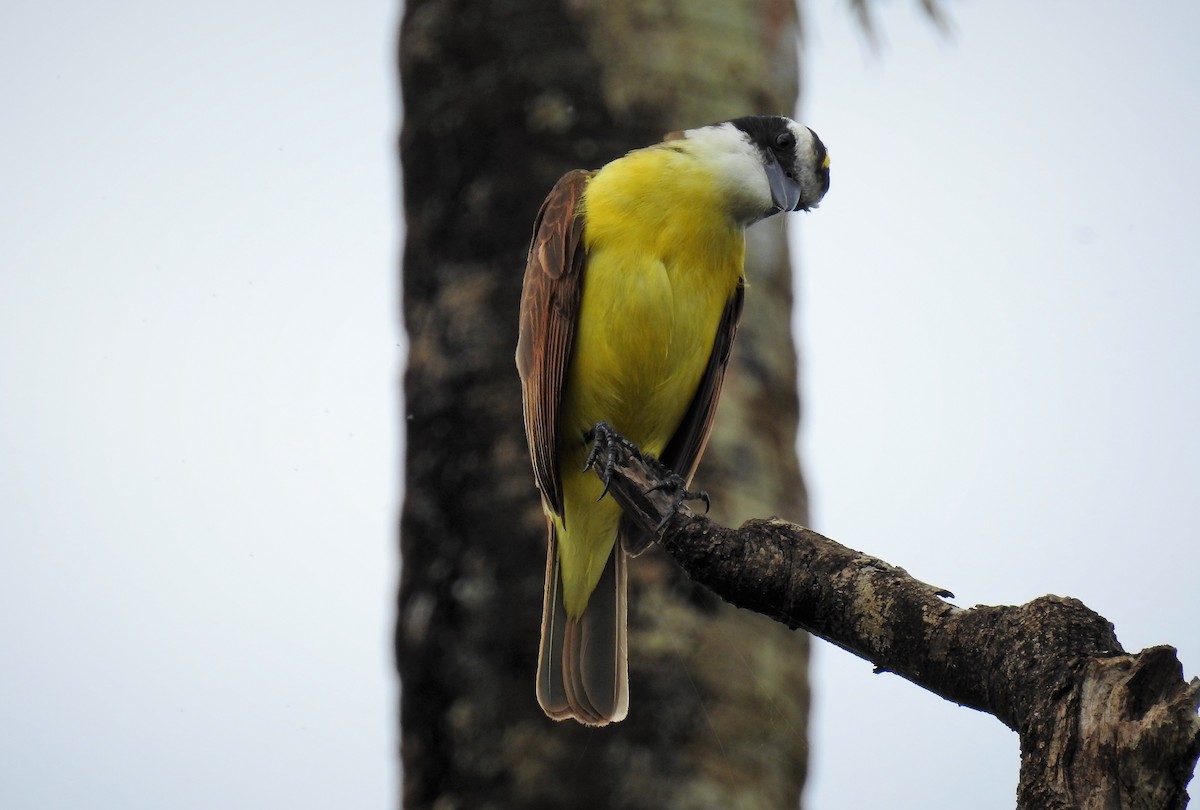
left=567, top=145, right=744, bottom=450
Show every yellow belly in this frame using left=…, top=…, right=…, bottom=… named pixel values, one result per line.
left=553, top=229, right=743, bottom=617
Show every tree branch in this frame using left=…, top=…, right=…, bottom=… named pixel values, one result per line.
left=598, top=442, right=1200, bottom=808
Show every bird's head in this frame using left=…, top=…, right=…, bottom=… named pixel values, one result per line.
left=669, top=115, right=830, bottom=225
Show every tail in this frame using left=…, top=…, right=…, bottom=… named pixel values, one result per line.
left=535, top=524, right=629, bottom=725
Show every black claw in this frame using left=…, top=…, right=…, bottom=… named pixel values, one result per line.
left=583, top=422, right=641, bottom=502
left=582, top=422, right=711, bottom=527
left=646, top=471, right=711, bottom=533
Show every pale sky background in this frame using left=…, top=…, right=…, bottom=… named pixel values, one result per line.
left=0, top=1, right=1196, bottom=809
left=800, top=2, right=1199, bottom=806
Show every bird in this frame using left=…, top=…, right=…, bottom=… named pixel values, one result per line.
left=516, top=115, right=830, bottom=725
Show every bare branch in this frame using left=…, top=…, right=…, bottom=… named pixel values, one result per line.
left=598, top=442, right=1200, bottom=808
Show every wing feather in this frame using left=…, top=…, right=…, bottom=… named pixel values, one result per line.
left=516, top=169, right=592, bottom=515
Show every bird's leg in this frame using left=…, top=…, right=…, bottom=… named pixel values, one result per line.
left=583, top=422, right=643, bottom=501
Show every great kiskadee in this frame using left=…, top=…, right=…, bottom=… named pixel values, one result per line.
left=516, top=115, right=830, bottom=725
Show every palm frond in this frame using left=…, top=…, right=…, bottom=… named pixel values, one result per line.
left=844, top=0, right=951, bottom=47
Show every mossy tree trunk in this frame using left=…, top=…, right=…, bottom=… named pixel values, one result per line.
left=398, top=1, right=812, bottom=807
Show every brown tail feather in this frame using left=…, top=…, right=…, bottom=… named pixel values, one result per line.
left=536, top=525, right=628, bottom=725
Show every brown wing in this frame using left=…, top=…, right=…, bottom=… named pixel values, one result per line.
left=620, top=280, right=745, bottom=555
left=515, top=169, right=592, bottom=515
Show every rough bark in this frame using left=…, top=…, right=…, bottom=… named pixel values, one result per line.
left=397, top=1, right=812, bottom=808
left=595, top=441, right=1200, bottom=809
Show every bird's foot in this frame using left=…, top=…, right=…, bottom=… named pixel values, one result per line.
left=583, top=422, right=643, bottom=501
left=645, top=473, right=710, bottom=534
left=582, top=423, right=710, bottom=531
